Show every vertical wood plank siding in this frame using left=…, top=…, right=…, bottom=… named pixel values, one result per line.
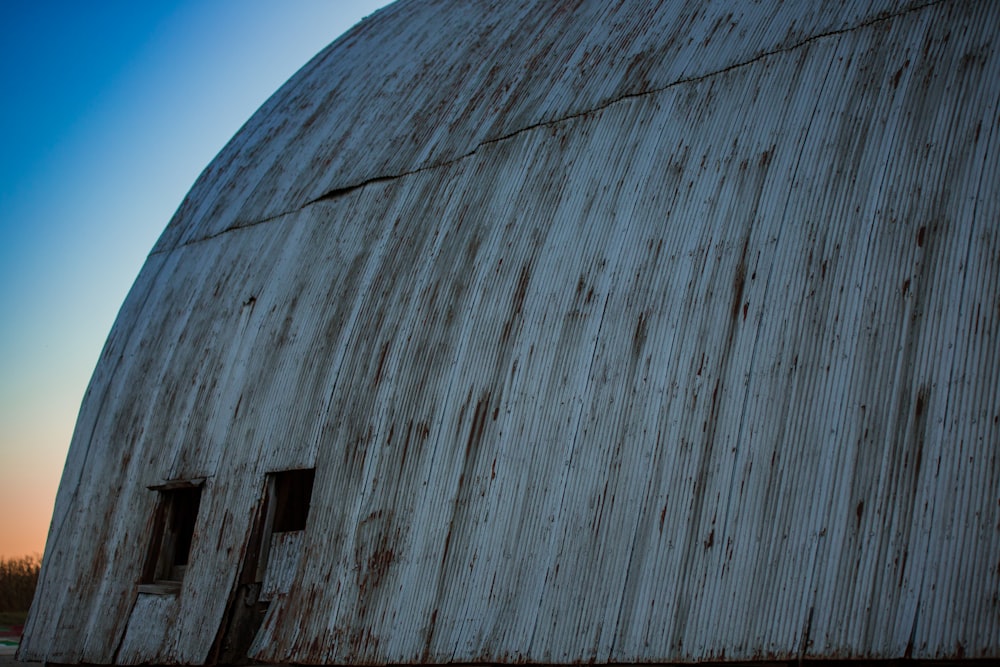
left=21, top=0, right=1000, bottom=663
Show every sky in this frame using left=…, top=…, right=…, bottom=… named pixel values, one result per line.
left=0, top=0, right=391, bottom=559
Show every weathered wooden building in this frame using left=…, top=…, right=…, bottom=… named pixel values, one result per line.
left=20, top=0, right=1000, bottom=664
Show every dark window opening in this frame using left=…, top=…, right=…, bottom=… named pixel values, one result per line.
left=270, top=468, right=315, bottom=532
left=143, top=483, right=203, bottom=589
left=165, top=487, right=201, bottom=570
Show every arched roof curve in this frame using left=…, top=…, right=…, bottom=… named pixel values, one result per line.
left=22, top=1, right=1000, bottom=664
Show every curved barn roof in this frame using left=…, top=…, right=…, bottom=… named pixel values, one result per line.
left=23, top=0, right=1000, bottom=664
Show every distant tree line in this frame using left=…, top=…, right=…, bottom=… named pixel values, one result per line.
left=0, top=555, right=41, bottom=613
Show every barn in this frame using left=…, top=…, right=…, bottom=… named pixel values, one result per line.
left=20, top=0, right=1000, bottom=664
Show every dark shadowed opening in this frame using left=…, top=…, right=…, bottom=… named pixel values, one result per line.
left=167, top=487, right=201, bottom=567
left=142, top=482, right=204, bottom=588
left=270, top=468, right=315, bottom=532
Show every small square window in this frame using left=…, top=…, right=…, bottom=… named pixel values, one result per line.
left=270, top=468, right=315, bottom=532
left=141, top=481, right=203, bottom=592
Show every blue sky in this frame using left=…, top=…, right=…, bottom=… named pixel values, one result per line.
left=0, top=0, right=390, bottom=557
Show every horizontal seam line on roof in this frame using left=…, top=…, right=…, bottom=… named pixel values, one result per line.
left=159, top=0, right=944, bottom=254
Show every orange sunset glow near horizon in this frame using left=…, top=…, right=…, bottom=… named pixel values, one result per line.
left=0, top=1, right=390, bottom=561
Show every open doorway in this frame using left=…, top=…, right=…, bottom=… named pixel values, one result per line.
left=211, top=468, right=315, bottom=663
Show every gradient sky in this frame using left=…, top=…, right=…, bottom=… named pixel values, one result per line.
left=0, top=0, right=390, bottom=559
